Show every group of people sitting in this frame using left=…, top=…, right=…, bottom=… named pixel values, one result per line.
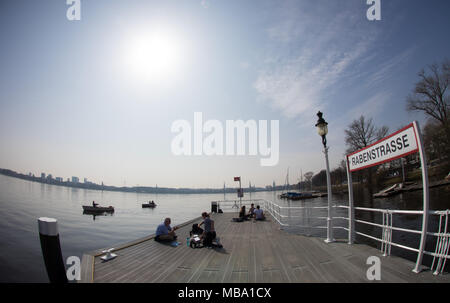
left=237, top=203, right=265, bottom=221
left=154, top=212, right=221, bottom=248
left=154, top=204, right=266, bottom=247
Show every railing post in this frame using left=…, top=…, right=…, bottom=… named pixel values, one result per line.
left=413, top=121, right=429, bottom=273
left=346, top=157, right=355, bottom=244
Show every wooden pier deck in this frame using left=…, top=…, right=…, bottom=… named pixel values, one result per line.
left=80, top=212, right=449, bottom=283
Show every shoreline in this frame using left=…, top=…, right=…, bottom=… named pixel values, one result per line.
left=0, top=168, right=275, bottom=195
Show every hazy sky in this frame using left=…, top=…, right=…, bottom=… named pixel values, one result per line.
left=1, top=0, right=449, bottom=188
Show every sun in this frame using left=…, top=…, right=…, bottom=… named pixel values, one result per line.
left=123, top=27, right=182, bottom=82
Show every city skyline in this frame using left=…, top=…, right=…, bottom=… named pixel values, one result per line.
left=1, top=1, right=450, bottom=187
left=0, top=167, right=290, bottom=192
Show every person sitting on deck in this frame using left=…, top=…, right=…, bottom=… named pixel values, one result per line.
left=155, top=217, right=179, bottom=242
left=254, top=205, right=265, bottom=221
left=248, top=203, right=255, bottom=219
left=239, top=205, right=247, bottom=219
left=232, top=205, right=247, bottom=222
left=92, top=201, right=98, bottom=207
left=198, top=212, right=217, bottom=247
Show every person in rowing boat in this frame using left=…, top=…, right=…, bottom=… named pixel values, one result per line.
left=92, top=200, right=98, bottom=208
left=155, top=217, right=179, bottom=242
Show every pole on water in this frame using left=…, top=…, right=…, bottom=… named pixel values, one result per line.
left=239, top=178, right=242, bottom=208
left=412, top=121, right=429, bottom=273
left=38, top=217, right=67, bottom=283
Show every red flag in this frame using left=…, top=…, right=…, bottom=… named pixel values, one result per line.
left=234, top=177, right=240, bottom=181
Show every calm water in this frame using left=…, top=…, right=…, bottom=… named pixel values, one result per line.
left=0, top=174, right=290, bottom=282
left=0, top=174, right=448, bottom=282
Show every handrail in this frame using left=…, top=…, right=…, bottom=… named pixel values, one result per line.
left=211, top=199, right=450, bottom=272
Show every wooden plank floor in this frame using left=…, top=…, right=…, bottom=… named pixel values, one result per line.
left=81, top=213, right=450, bottom=283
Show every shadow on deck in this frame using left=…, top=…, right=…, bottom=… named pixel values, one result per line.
left=80, top=213, right=449, bottom=283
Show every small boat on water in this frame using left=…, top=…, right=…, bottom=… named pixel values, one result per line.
left=82, top=205, right=115, bottom=213
left=142, top=201, right=157, bottom=208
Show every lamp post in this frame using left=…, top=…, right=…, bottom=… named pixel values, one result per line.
left=315, top=111, right=335, bottom=243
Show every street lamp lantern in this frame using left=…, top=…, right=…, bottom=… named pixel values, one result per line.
left=315, top=111, right=335, bottom=243
left=315, top=111, right=328, bottom=148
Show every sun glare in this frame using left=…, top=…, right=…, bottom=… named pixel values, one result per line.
left=123, top=27, right=183, bottom=82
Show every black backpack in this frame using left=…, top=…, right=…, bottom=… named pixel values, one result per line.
left=190, top=224, right=204, bottom=237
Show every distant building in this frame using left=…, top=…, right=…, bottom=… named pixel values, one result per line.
left=41, top=173, right=46, bottom=179
left=72, top=176, right=79, bottom=183
left=84, top=178, right=88, bottom=183
left=67, top=178, right=70, bottom=182
left=47, top=174, right=53, bottom=180
left=55, top=177, right=63, bottom=182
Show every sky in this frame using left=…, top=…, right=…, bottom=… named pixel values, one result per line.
left=0, top=0, right=449, bottom=189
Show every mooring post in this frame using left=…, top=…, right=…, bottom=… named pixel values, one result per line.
left=38, top=217, right=68, bottom=283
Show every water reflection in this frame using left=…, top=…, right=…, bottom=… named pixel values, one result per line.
left=82, top=210, right=114, bottom=221
left=0, top=173, right=448, bottom=282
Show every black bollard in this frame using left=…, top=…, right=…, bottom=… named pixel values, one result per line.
left=38, top=217, right=68, bottom=283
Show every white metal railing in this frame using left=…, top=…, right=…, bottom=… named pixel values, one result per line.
left=211, top=199, right=266, bottom=213
left=211, top=198, right=346, bottom=233
left=336, top=204, right=450, bottom=274
left=211, top=198, right=450, bottom=275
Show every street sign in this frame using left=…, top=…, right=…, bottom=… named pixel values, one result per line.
left=347, top=123, right=419, bottom=172
left=237, top=188, right=243, bottom=198
left=345, top=121, right=429, bottom=274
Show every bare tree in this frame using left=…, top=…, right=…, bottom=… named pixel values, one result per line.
left=304, top=171, right=314, bottom=191
left=345, top=115, right=389, bottom=153
left=423, top=119, right=449, bottom=160
left=407, top=59, right=450, bottom=141
left=345, top=115, right=389, bottom=199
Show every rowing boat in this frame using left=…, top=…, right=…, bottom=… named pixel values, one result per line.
left=82, top=205, right=114, bottom=213
left=142, top=203, right=156, bottom=208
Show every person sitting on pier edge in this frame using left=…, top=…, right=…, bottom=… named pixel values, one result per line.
left=92, top=200, right=98, bottom=207
left=198, top=212, right=216, bottom=247
left=254, top=205, right=265, bottom=221
left=155, top=217, right=179, bottom=242
left=248, top=203, right=255, bottom=219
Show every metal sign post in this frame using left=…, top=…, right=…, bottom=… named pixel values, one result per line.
left=412, top=121, right=429, bottom=273
left=345, top=122, right=429, bottom=273
left=346, top=159, right=355, bottom=245
left=234, top=176, right=242, bottom=208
